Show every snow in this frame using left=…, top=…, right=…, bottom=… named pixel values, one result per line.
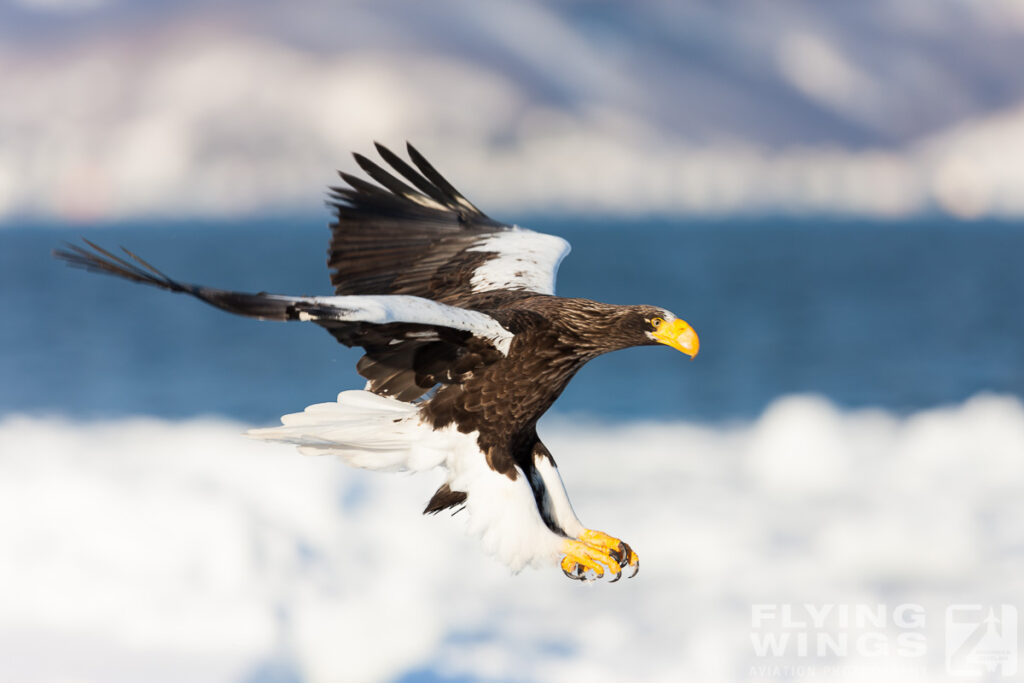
left=1, top=393, right=1022, bottom=682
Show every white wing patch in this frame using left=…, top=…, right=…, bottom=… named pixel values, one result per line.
left=467, top=227, right=571, bottom=295
left=285, top=293, right=513, bottom=354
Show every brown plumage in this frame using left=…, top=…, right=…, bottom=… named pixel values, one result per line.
left=54, top=142, right=699, bottom=581
left=421, top=295, right=669, bottom=480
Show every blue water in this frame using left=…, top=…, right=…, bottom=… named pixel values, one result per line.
left=2, top=216, right=1022, bottom=423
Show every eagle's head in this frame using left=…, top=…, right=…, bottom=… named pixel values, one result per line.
left=574, top=304, right=699, bottom=357
left=545, top=300, right=699, bottom=358
left=631, top=305, right=699, bottom=358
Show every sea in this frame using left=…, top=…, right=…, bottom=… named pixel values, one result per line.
left=1, top=215, right=1021, bottom=423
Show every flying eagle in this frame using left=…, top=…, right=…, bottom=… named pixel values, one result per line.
left=55, top=143, right=699, bottom=582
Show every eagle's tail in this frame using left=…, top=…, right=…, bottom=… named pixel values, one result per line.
left=247, top=390, right=448, bottom=472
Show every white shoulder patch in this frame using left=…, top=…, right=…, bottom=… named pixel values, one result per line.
left=467, top=227, right=571, bottom=295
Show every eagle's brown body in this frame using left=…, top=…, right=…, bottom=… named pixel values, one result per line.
left=422, top=296, right=665, bottom=490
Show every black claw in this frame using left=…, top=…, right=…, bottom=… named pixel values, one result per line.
left=627, top=557, right=640, bottom=579
left=563, top=563, right=589, bottom=581
left=608, top=567, right=622, bottom=583
left=616, top=542, right=632, bottom=568
left=563, top=564, right=584, bottom=581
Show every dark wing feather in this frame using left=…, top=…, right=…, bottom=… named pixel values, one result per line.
left=328, top=142, right=569, bottom=305
left=54, top=239, right=303, bottom=321
left=373, top=142, right=452, bottom=207
left=329, top=321, right=501, bottom=402
left=54, top=240, right=505, bottom=402
left=405, top=142, right=484, bottom=214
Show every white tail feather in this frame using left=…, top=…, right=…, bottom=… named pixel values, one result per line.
left=247, top=391, right=448, bottom=472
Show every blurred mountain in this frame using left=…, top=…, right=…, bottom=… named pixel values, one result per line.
left=2, top=0, right=1023, bottom=220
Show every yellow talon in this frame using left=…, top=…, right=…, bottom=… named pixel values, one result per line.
left=579, top=529, right=640, bottom=573
left=560, top=539, right=620, bottom=581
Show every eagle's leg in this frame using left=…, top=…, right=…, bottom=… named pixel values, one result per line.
left=531, top=443, right=640, bottom=581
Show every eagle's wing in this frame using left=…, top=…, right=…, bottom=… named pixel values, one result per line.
left=54, top=240, right=512, bottom=401
left=328, top=143, right=571, bottom=305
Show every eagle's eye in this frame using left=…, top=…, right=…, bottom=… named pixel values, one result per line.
left=650, top=317, right=664, bottom=330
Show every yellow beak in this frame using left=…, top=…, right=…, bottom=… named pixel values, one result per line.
left=653, top=318, right=699, bottom=358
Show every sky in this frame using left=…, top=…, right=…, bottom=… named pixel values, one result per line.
left=2, top=0, right=1024, bottom=222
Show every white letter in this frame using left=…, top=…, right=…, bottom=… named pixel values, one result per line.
left=896, top=632, right=927, bottom=658
left=782, top=604, right=807, bottom=628
left=856, top=604, right=886, bottom=629
left=893, top=603, right=925, bottom=629
left=752, top=604, right=778, bottom=628
left=805, top=603, right=833, bottom=628
left=796, top=631, right=809, bottom=657
left=858, top=632, right=888, bottom=657
left=751, top=632, right=790, bottom=657
left=817, top=632, right=847, bottom=657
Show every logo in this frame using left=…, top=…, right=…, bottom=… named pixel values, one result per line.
left=748, top=603, right=1021, bottom=679
left=749, top=603, right=928, bottom=678
left=946, top=605, right=1018, bottom=677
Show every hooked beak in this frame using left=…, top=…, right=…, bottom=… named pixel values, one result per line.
left=653, top=318, right=699, bottom=358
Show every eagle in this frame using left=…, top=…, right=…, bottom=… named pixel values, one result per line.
left=55, top=143, right=699, bottom=582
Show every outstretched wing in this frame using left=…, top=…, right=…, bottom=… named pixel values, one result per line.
left=328, top=142, right=570, bottom=305
left=54, top=240, right=511, bottom=401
